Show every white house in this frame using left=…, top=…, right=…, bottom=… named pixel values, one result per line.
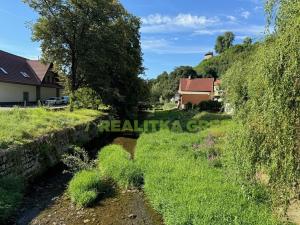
left=0, top=50, right=63, bottom=106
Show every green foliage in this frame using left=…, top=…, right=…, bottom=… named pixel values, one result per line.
left=0, top=176, right=24, bottom=222
left=24, top=0, right=145, bottom=115
left=197, top=100, right=222, bottom=112
left=68, top=170, right=101, bottom=207
left=195, top=43, right=257, bottom=78
left=223, top=0, right=300, bottom=207
left=74, top=87, right=102, bottom=110
left=62, top=145, right=96, bottom=174
left=150, top=66, right=199, bottom=103
left=98, top=145, right=143, bottom=189
left=134, top=122, right=278, bottom=225
left=215, top=32, right=235, bottom=54
left=0, top=108, right=101, bottom=149
left=243, top=37, right=253, bottom=45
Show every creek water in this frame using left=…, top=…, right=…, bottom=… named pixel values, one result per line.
left=14, top=134, right=163, bottom=225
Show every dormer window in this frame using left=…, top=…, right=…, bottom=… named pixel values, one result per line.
left=0, top=67, right=8, bottom=74
left=20, top=71, right=30, bottom=78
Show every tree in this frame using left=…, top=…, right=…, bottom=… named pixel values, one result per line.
left=170, top=66, right=198, bottom=79
left=149, top=66, right=199, bottom=103
left=215, top=32, right=235, bottom=54
left=195, top=44, right=257, bottom=78
left=24, top=0, right=143, bottom=114
left=243, top=37, right=252, bottom=45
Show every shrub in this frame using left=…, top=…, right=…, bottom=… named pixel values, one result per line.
left=74, top=87, right=102, bottom=110
left=68, top=170, right=101, bottom=207
left=185, top=102, right=193, bottom=110
left=197, top=100, right=222, bottom=112
left=98, top=145, right=143, bottom=189
left=62, top=145, right=96, bottom=174
left=0, top=176, right=24, bottom=223
left=223, top=1, right=300, bottom=207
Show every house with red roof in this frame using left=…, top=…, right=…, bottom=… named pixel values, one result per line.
left=0, top=50, right=63, bottom=105
left=178, top=77, right=220, bottom=109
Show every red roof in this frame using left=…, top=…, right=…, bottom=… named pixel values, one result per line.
left=0, top=50, right=51, bottom=86
left=179, top=78, right=214, bottom=92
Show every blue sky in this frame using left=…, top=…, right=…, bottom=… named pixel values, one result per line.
left=0, top=0, right=266, bottom=78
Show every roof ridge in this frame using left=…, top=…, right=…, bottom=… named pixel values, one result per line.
left=0, top=50, right=29, bottom=60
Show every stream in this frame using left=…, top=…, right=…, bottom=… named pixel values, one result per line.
left=14, top=134, right=163, bottom=225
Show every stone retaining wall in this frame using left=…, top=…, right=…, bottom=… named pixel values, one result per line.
left=0, top=118, right=100, bottom=180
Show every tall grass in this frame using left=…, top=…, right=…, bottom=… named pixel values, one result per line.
left=68, top=169, right=101, bottom=207
left=135, top=129, right=279, bottom=225
left=0, top=108, right=102, bottom=148
left=98, top=145, right=142, bottom=189
left=132, top=111, right=280, bottom=225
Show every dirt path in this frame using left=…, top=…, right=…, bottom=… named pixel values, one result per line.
left=15, top=136, right=163, bottom=225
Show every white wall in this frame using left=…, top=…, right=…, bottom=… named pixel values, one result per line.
left=0, top=82, right=36, bottom=102
left=40, top=87, right=57, bottom=100
left=59, top=88, right=65, bottom=97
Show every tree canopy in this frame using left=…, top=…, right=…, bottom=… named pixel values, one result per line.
left=214, top=32, right=235, bottom=54
left=149, top=66, right=199, bottom=103
left=195, top=42, right=257, bottom=78
left=24, top=0, right=145, bottom=115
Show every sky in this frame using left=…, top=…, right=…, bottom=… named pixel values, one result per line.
left=0, top=0, right=266, bottom=79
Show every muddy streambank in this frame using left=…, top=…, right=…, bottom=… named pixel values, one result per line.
left=14, top=134, right=163, bottom=225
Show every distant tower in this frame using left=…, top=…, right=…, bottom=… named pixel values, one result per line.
left=204, top=52, right=214, bottom=60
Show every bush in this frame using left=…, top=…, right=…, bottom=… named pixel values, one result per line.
left=0, top=176, right=24, bottom=222
left=185, top=102, right=193, bottom=110
left=74, top=87, right=102, bottom=110
left=197, top=100, right=222, bottom=112
left=68, top=170, right=101, bottom=207
left=222, top=1, right=300, bottom=207
left=98, top=145, right=143, bottom=189
left=62, top=145, right=96, bottom=174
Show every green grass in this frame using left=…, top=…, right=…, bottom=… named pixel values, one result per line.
left=129, top=110, right=278, bottom=224
left=0, top=176, right=24, bottom=223
left=68, top=169, right=102, bottom=207
left=0, top=108, right=102, bottom=148
left=134, top=127, right=279, bottom=225
left=98, top=144, right=142, bottom=189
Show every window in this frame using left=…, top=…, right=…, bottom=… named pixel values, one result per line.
left=0, top=67, right=8, bottom=74
left=20, top=71, right=30, bottom=78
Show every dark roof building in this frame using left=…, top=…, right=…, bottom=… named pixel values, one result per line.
left=0, top=50, right=63, bottom=105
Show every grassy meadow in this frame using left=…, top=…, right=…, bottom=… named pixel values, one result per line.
left=94, top=110, right=280, bottom=224
left=0, top=108, right=102, bottom=148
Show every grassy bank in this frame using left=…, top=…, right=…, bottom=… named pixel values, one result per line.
left=0, top=108, right=102, bottom=148
left=96, top=110, right=279, bottom=224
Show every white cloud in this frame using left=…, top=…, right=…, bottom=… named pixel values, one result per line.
left=141, top=13, right=219, bottom=33
left=142, top=39, right=169, bottom=50
left=254, top=6, right=263, bottom=11
left=227, top=16, right=237, bottom=22
left=241, top=11, right=251, bottom=19
left=193, top=25, right=265, bottom=36
left=141, top=38, right=210, bottom=54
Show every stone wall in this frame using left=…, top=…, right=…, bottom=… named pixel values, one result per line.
left=0, top=118, right=100, bottom=180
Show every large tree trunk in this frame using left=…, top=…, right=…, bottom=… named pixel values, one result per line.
left=69, top=50, right=77, bottom=112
